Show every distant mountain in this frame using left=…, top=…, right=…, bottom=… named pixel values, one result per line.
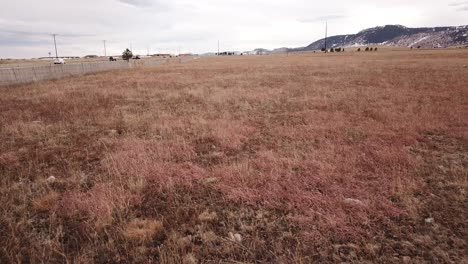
left=296, top=25, right=468, bottom=51
left=252, top=25, right=468, bottom=54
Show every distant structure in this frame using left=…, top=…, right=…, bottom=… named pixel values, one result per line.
left=152, top=54, right=172, bottom=57
left=216, top=52, right=235, bottom=56
left=38, top=56, right=79, bottom=60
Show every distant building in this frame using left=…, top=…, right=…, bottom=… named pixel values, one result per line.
left=216, top=52, right=236, bottom=56
left=152, top=54, right=172, bottom=57
left=38, top=56, right=80, bottom=60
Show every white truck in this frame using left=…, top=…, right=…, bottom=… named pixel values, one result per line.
left=53, top=58, right=65, bottom=64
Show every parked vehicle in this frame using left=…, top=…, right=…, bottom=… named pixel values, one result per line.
left=109, top=56, right=117, bottom=61
left=53, top=58, right=65, bottom=64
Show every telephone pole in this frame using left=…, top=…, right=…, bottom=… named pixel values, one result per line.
left=103, top=40, right=107, bottom=57
left=52, top=34, right=58, bottom=59
left=217, top=40, right=220, bottom=56
left=324, top=21, right=328, bottom=53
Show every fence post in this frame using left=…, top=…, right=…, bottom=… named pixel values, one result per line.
left=81, top=63, right=85, bottom=74
left=12, top=67, right=18, bottom=83
left=32, top=66, right=38, bottom=81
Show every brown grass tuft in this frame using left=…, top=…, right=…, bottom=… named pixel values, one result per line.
left=123, top=218, right=164, bottom=243
left=32, top=191, right=61, bottom=212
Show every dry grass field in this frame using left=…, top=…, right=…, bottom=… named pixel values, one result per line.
left=0, top=50, right=467, bottom=263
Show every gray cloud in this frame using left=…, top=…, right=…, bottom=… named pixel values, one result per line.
left=117, top=0, right=154, bottom=7
left=448, top=1, right=468, bottom=6
left=298, top=15, right=346, bottom=23
left=1, top=0, right=467, bottom=58
left=448, top=1, right=468, bottom=11
left=0, top=29, right=94, bottom=38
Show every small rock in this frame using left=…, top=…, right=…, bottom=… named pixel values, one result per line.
left=182, top=253, right=197, bottom=264
left=202, top=177, right=219, bottom=184
left=46, top=176, right=56, bottom=183
left=344, top=198, right=364, bottom=206
left=228, top=232, right=242, bottom=243
left=108, top=129, right=118, bottom=136
left=234, top=233, right=242, bottom=242
left=402, top=256, right=411, bottom=263
left=425, top=217, right=434, bottom=224
left=198, top=210, right=217, bottom=221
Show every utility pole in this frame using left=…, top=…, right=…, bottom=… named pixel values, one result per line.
left=324, top=21, right=328, bottom=53
left=103, top=40, right=107, bottom=57
left=217, top=40, right=220, bottom=56
left=52, top=34, right=58, bottom=59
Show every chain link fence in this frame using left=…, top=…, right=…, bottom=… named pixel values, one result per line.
left=0, top=58, right=169, bottom=86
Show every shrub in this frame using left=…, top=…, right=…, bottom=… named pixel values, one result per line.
left=374, top=48, right=378, bottom=51
left=122, top=48, right=133, bottom=61
left=370, top=47, right=374, bottom=51
left=365, top=47, right=370, bottom=51
left=357, top=48, right=361, bottom=52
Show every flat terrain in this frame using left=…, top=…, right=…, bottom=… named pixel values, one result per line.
left=0, top=50, right=467, bottom=263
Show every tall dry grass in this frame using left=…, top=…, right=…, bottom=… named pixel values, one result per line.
left=0, top=49, right=467, bottom=263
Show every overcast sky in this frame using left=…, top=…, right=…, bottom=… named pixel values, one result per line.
left=0, top=0, right=467, bottom=58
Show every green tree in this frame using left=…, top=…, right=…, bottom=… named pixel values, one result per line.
left=122, top=48, right=133, bottom=61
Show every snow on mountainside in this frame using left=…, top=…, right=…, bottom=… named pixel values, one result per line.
left=298, top=25, right=468, bottom=51
left=252, top=25, right=468, bottom=54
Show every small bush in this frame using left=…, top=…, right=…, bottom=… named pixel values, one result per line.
left=122, top=48, right=133, bottom=61
left=365, top=47, right=370, bottom=51
left=357, top=48, right=361, bottom=52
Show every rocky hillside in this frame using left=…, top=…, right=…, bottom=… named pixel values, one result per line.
left=297, top=25, right=468, bottom=51
left=254, top=25, right=468, bottom=54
